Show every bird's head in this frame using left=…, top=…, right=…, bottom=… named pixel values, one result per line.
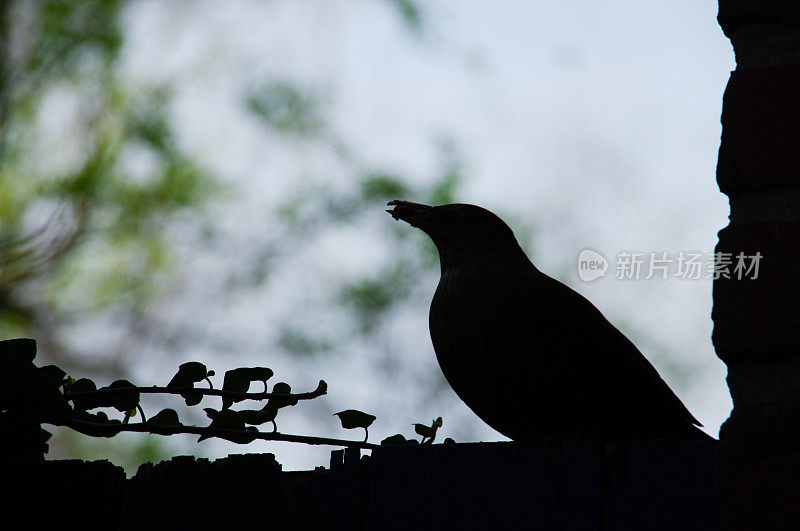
left=386, top=200, right=532, bottom=273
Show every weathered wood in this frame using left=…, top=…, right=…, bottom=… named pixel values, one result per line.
left=368, top=440, right=714, bottom=531
left=3, top=440, right=715, bottom=530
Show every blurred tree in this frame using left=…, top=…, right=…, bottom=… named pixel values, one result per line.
left=0, top=0, right=460, bottom=466
left=2, top=0, right=699, bottom=471
left=0, top=0, right=216, bottom=376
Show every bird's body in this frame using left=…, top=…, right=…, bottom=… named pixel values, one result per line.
left=387, top=200, right=710, bottom=440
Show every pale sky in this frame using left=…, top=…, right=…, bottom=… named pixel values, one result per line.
left=105, top=0, right=736, bottom=470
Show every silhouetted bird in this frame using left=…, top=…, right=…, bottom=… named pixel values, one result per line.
left=387, top=200, right=711, bottom=440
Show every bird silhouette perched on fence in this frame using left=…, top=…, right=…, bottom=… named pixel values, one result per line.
left=387, top=200, right=711, bottom=441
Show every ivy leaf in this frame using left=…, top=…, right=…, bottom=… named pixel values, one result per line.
left=148, top=408, right=180, bottom=426
left=0, top=339, right=70, bottom=421
left=413, top=417, right=443, bottom=443
left=69, top=378, right=101, bottom=411
left=71, top=410, right=121, bottom=438
left=255, top=403, right=281, bottom=432
left=238, top=408, right=275, bottom=426
left=334, top=409, right=376, bottom=430
left=334, top=409, right=376, bottom=442
left=167, top=361, right=209, bottom=406
left=200, top=409, right=256, bottom=444
left=221, top=367, right=274, bottom=409
left=167, top=361, right=209, bottom=387
left=0, top=338, right=37, bottom=363
left=146, top=408, right=181, bottom=434
left=266, top=382, right=298, bottom=410
left=39, top=365, right=67, bottom=387
left=106, top=379, right=139, bottom=412
left=380, top=433, right=408, bottom=446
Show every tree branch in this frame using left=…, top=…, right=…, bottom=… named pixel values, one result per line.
left=58, top=418, right=380, bottom=450
left=63, top=381, right=327, bottom=402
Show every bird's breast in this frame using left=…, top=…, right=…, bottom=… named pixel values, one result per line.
left=429, top=272, right=526, bottom=387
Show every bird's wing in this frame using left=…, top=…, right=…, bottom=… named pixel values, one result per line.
left=513, top=272, right=702, bottom=427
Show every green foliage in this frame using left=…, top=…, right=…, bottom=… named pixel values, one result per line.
left=246, top=82, right=323, bottom=137
left=0, top=0, right=463, bottom=469
left=0, top=0, right=219, bottom=353
left=360, top=174, right=411, bottom=202
left=1, top=338, right=452, bottom=461
left=278, top=326, right=332, bottom=357
left=341, top=263, right=415, bottom=333
left=0, top=338, right=353, bottom=450
left=383, top=0, right=423, bottom=33
left=35, top=0, right=124, bottom=71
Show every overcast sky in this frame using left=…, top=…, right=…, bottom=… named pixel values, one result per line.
left=112, top=0, right=735, bottom=470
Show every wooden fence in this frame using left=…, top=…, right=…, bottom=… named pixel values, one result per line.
left=3, top=439, right=716, bottom=530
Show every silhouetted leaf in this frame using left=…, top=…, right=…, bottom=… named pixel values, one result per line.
left=39, top=365, right=68, bottom=387
left=183, top=391, right=203, bottom=406
left=0, top=339, right=69, bottom=419
left=167, top=362, right=209, bottom=406
left=238, top=408, right=275, bottom=426
left=106, top=379, right=139, bottom=412
left=69, top=378, right=101, bottom=410
left=200, top=409, right=257, bottom=443
left=0, top=338, right=37, bottom=363
left=221, top=370, right=248, bottom=409
left=72, top=410, right=121, bottom=438
left=413, top=416, right=443, bottom=443
left=167, top=361, right=208, bottom=388
left=145, top=408, right=181, bottom=435
left=148, top=408, right=180, bottom=426
left=221, top=367, right=274, bottom=409
left=251, top=403, right=280, bottom=432
left=266, top=382, right=298, bottom=410
left=334, top=409, right=376, bottom=430
left=380, top=434, right=408, bottom=446
left=413, top=423, right=432, bottom=437
left=222, top=427, right=258, bottom=444
left=272, top=382, right=291, bottom=394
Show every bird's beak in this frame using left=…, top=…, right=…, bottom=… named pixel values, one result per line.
left=386, top=200, right=438, bottom=233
